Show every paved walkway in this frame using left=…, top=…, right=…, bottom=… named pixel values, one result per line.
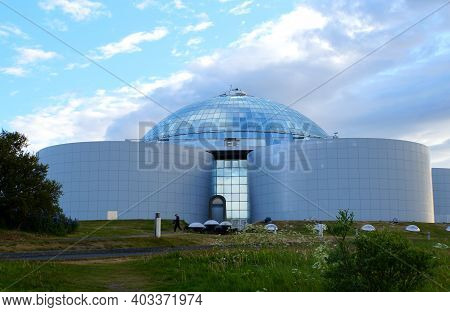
left=0, top=245, right=213, bottom=261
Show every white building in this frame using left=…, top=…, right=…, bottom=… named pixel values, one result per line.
left=38, top=90, right=448, bottom=224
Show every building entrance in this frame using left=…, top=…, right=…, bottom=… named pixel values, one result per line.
left=209, top=195, right=226, bottom=222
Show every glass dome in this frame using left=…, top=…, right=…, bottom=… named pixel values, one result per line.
left=144, top=90, right=328, bottom=148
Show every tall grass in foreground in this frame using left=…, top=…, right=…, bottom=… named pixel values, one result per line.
left=138, top=247, right=323, bottom=292
left=0, top=220, right=448, bottom=292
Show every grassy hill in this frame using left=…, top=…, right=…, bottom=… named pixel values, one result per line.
left=0, top=220, right=448, bottom=291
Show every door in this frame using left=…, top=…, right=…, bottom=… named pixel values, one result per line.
left=211, top=204, right=224, bottom=222
left=209, top=195, right=226, bottom=222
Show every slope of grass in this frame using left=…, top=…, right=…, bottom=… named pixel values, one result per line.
left=68, top=219, right=184, bottom=238
left=135, top=247, right=324, bottom=292
left=0, top=234, right=214, bottom=253
left=0, top=220, right=448, bottom=292
left=0, top=220, right=203, bottom=253
left=1, top=244, right=447, bottom=292
left=1, top=220, right=448, bottom=253
left=0, top=247, right=321, bottom=292
left=268, top=221, right=449, bottom=246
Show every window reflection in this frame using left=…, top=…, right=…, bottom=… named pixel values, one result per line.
left=145, top=95, right=328, bottom=145
left=212, top=158, right=249, bottom=221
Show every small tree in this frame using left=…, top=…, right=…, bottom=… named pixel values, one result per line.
left=328, top=209, right=355, bottom=242
left=0, top=130, right=77, bottom=235
left=322, top=209, right=357, bottom=290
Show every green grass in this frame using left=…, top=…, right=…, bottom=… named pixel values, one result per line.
left=68, top=219, right=184, bottom=238
left=0, top=220, right=448, bottom=291
left=0, top=247, right=322, bottom=291
left=0, top=219, right=186, bottom=243
left=0, top=220, right=208, bottom=253
left=268, top=221, right=449, bottom=238
left=268, top=221, right=449, bottom=247
left=0, top=233, right=213, bottom=253
left=1, top=219, right=448, bottom=254
left=137, top=247, right=324, bottom=291
left=1, top=245, right=447, bottom=292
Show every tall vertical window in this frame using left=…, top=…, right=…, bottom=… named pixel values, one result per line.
left=212, top=159, right=248, bottom=220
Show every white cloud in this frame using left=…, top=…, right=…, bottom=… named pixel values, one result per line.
left=46, top=18, right=68, bottom=32
left=229, top=1, right=253, bottom=15
left=10, top=72, right=193, bottom=151
left=11, top=93, right=140, bottom=151
left=93, top=27, right=168, bottom=60
left=16, top=47, right=58, bottom=65
left=0, top=24, right=28, bottom=39
left=224, top=6, right=330, bottom=67
left=38, top=0, right=109, bottom=21
left=0, top=48, right=57, bottom=77
left=191, top=53, right=220, bottom=67
left=64, top=62, right=90, bottom=70
left=0, top=67, right=26, bottom=77
left=16, top=48, right=58, bottom=65
left=232, top=6, right=328, bottom=48
left=431, top=140, right=450, bottom=168
left=174, top=0, right=185, bottom=9
left=196, top=12, right=209, bottom=20
left=171, top=48, right=184, bottom=57
left=183, top=21, right=213, bottom=33
left=336, top=11, right=381, bottom=39
left=186, top=37, right=203, bottom=47
left=134, top=0, right=155, bottom=10
left=116, top=71, right=193, bottom=98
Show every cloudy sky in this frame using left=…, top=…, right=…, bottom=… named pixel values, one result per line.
left=0, top=0, right=449, bottom=166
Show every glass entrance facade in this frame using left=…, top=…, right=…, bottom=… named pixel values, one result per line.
left=212, top=159, right=249, bottom=221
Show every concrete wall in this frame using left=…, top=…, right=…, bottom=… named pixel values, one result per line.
left=38, top=141, right=213, bottom=222
left=248, top=138, right=434, bottom=222
left=432, top=168, right=450, bottom=223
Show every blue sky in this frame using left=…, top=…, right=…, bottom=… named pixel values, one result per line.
left=1, top=0, right=449, bottom=166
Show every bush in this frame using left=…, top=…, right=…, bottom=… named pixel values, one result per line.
left=324, top=230, right=436, bottom=291
left=26, top=213, right=79, bottom=236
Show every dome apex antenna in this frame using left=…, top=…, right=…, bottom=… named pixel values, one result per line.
left=226, top=87, right=247, bottom=96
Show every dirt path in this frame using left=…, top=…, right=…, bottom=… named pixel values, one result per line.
left=0, top=245, right=213, bottom=261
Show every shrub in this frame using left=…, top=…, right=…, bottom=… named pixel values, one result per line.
left=27, top=213, right=79, bottom=236
left=324, top=230, right=436, bottom=291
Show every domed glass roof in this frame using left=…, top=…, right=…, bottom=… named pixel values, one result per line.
left=144, top=90, right=328, bottom=147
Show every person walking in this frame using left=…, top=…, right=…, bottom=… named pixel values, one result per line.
left=173, top=214, right=182, bottom=232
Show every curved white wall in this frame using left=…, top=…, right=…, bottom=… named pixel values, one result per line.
left=432, top=168, right=450, bottom=223
left=38, top=141, right=213, bottom=222
left=248, top=138, right=434, bottom=222
left=39, top=138, right=437, bottom=223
